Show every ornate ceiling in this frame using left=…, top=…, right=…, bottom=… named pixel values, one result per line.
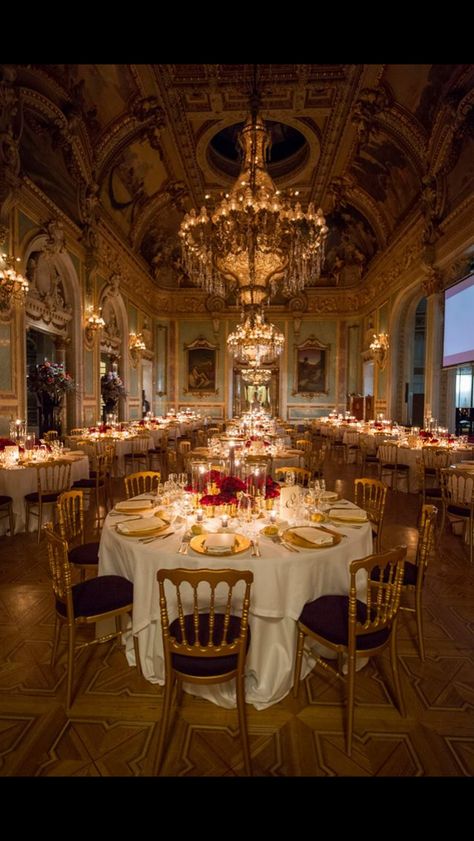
left=5, top=63, right=474, bottom=303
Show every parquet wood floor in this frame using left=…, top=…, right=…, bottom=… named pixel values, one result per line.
left=1, top=460, right=473, bottom=777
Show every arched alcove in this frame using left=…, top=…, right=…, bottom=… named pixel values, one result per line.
left=389, top=282, right=426, bottom=425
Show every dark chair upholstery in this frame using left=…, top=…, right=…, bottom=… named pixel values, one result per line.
left=155, top=567, right=253, bottom=775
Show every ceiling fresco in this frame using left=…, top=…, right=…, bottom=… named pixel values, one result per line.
left=5, top=63, right=474, bottom=303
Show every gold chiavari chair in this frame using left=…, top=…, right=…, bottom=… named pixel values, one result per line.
left=344, top=431, right=361, bottom=464
left=417, top=448, right=450, bottom=507
left=123, top=434, right=150, bottom=473
left=307, top=445, right=327, bottom=479
left=398, top=504, right=437, bottom=660
left=360, top=441, right=380, bottom=477
left=72, top=452, right=108, bottom=525
left=124, top=470, right=161, bottom=499
left=44, top=430, right=59, bottom=443
left=178, top=440, right=192, bottom=471
left=149, top=430, right=169, bottom=478
left=56, top=490, right=99, bottom=581
left=25, top=461, right=72, bottom=543
left=293, top=545, right=407, bottom=756
left=440, top=467, right=474, bottom=564
left=69, top=428, right=85, bottom=437
left=378, top=443, right=410, bottom=492
left=275, top=466, right=311, bottom=486
left=155, top=568, right=253, bottom=775
left=44, top=524, right=139, bottom=711
left=354, top=477, right=387, bottom=552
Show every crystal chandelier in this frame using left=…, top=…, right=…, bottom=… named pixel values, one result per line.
left=85, top=307, right=105, bottom=343
left=179, top=97, right=328, bottom=307
left=129, top=332, right=146, bottom=353
left=227, top=309, right=284, bottom=365
left=241, top=367, right=272, bottom=385
left=0, top=252, right=29, bottom=311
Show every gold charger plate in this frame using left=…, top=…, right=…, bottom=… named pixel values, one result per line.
left=189, top=533, right=251, bottom=556
left=283, top=526, right=341, bottom=549
left=116, top=518, right=170, bottom=538
left=113, top=503, right=155, bottom=515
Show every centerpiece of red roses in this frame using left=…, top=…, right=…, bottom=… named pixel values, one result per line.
left=187, top=471, right=280, bottom=507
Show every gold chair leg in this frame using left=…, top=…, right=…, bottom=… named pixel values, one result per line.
left=415, top=584, right=425, bottom=661
left=236, top=673, right=252, bottom=776
left=51, top=616, right=61, bottom=667
left=346, top=651, right=357, bottom=757
left=155, top=675, right=174, bottom=775
left=293, top=628, right=305, bottom=697
left=390, top=618, right=405, bottom=717
left=66, top=625, right=76, bottom=712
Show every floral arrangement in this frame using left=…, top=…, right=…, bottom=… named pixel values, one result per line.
left=101, top=369, right=126, bottom=403
left=0, top=437, right=16, bottom=452
left=188, top=471, right=280, bottom=506
left=88, top=424, right=112, bottom=434
left=27, top=361, right=75, bottom=401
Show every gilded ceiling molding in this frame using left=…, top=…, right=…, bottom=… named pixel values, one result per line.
left=377, top=105, right=427, bottom=176
left=329, top=175, right=389, bottom=248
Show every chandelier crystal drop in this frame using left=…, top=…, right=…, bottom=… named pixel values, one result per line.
left=179, top=111, right=328, bottom=307
left=241, top=367, right=272, bottom=385
left=0, top=252, right=29, bottom=311
left=227, top=310, right=284, bottom=365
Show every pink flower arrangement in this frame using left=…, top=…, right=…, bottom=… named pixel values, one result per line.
left=27, top=361, right=75, bottom=400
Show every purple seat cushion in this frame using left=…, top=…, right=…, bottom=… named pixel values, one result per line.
left=448, top=504, right=470, bottom=517
left=72, top=478, right=100, bottom=489
left=56, top=575, right=133, bottom=618
left=169, top=612, right=250, bottom=677
left=299, top=595, right=390, bottom=650
left=0, top=496, right=12, bottom=506
left=25, top=492, right=59, bottom=503
left=68, top=541, right=100, bottom=566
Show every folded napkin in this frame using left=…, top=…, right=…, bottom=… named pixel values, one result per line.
left=115, top=499, right=153, bottom=511
left=329, top=508, right=367, bottom=522
left=292, top=527, right=333, bottom=546
left=204, top=533, right=236, bottom=554
left=117, top=517, right=166, bottom=535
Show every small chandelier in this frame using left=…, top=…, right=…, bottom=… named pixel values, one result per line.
left=369, top=333, right=389, bottom=370
left=227, top=309, right=284, bottom=365
left=241, top=367, right=272, bottom=385
left=0, top=252, right=29, bottom=311
left=179, top=83, right=328, bottom=307
left=129, top=332, right=146, bottom=366
left=85, top=307, right=105, bottom=342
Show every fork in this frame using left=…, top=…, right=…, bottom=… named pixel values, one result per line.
left=271, top=534, right=299, bottom=553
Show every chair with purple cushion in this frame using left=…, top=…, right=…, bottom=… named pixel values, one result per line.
left=293, top=545, right=407, bottom=756
left=155, top=567, right=253, bottom=775
left=56, top=489, right=99, bottom=582
left=44, top=523, right=139, bottom=711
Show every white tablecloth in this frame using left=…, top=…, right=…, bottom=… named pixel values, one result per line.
left=0, top=455, right=89, bottom=534
left=98, top=501, right=373, bottom=709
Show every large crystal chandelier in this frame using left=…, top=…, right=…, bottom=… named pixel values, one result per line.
left=179, top=96, right=328, bottom=307
left=227, top=309, right=284, bottom=365
left=241, top=367, right=272, bottom=385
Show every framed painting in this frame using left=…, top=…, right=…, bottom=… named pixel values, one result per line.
left=293, top=336, right=329, bottom=397
left=184, top=337, right=219, bottom=396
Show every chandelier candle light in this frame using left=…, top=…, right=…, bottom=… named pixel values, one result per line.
left=0, top=252, right=29, bottom=311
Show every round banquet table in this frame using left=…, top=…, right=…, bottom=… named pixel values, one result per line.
left=98, top=500, right=373, bottom=710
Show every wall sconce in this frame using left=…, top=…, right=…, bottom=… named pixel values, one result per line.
left=129, top=331, right=146, bottom=365
left=0, top=251, right=29, bottom=312
left=369, top=332, right=389, bottom=370
left=85, top=307, right=105, bottom=345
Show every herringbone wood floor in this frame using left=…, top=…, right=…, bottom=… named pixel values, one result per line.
left=1, top=459, right=473, bottom=777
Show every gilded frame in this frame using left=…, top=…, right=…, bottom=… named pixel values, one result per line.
left=292, top=335, right=329, bottom=397
left=184, top=337, right=219, bottom=396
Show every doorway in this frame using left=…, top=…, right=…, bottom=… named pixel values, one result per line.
left=26, top=328, right=57, bottom=435
left=142, top=359, right=153, bottom=416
